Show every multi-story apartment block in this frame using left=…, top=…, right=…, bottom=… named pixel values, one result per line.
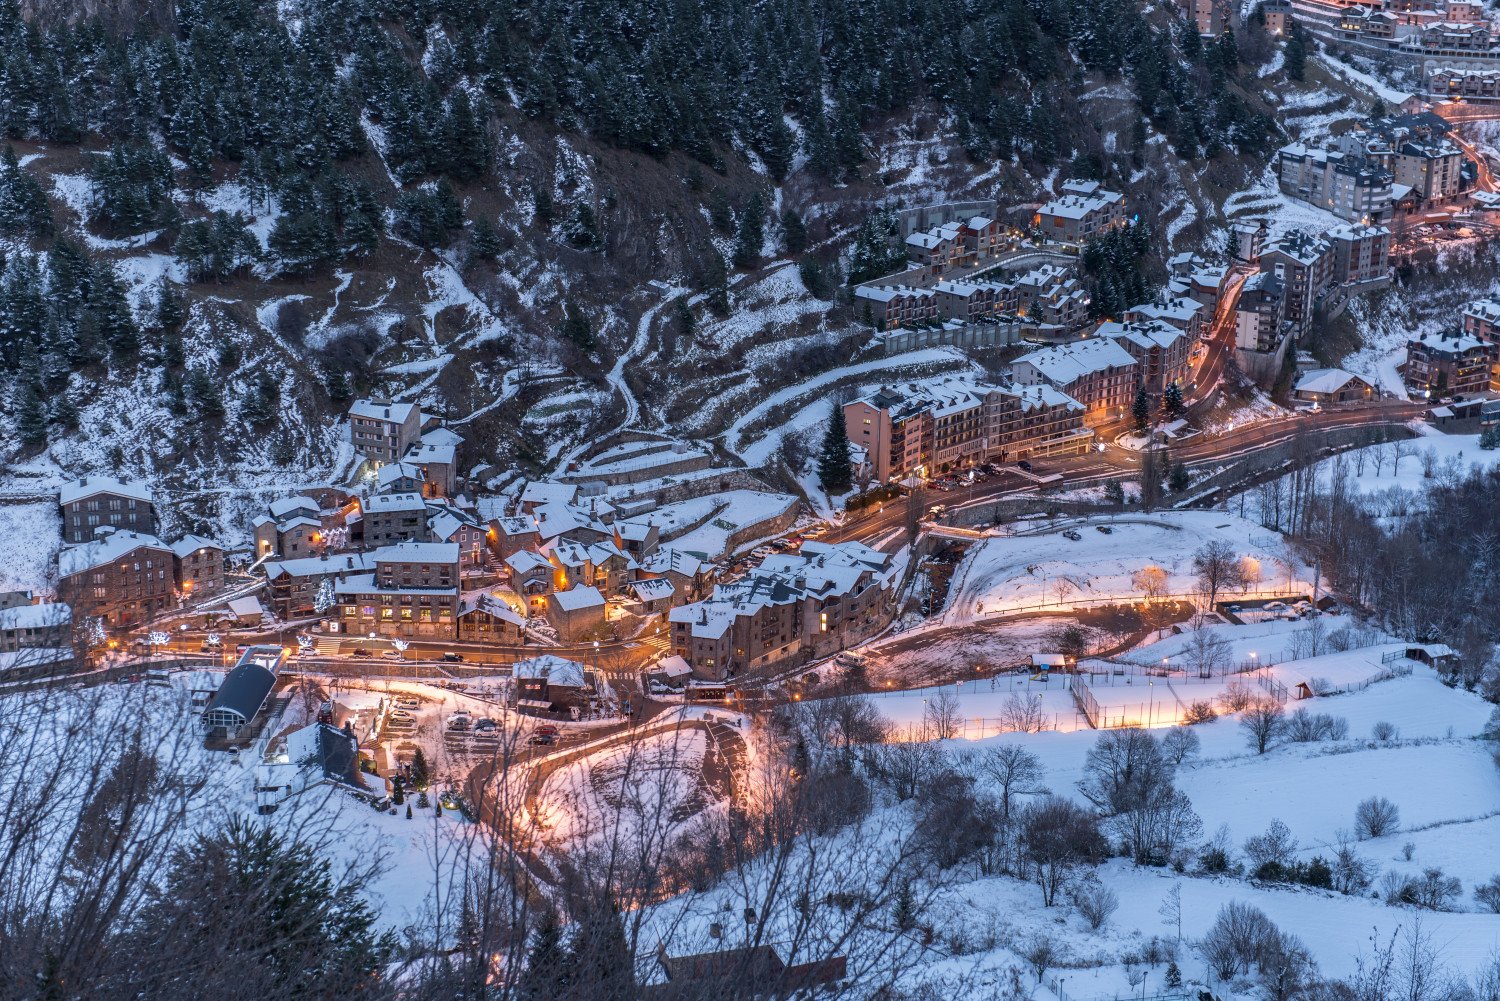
left=1260, top=231, right=1333, bottom=338
left=1420, top=20, right=1493, bottom=52
left=669, top=542, right=893, bottom=681
left=903, top=215, right=1008, bottom=278
left=1394, top=139, right=1465, bottom=202
left=1462, top=299, right=1500, bottom=345
left=1033, top=181, right=1128, bottom=245
left=1123, top=297, right=1207, bottom=343
left=1095, top=319, right=1193, bottom=394
left=1009, top=337, right=1140, bottom=420
left=1009, top=265, right=1092, bottom=331
left=1325, top=222, right=1392, bottom=286
left=334, top=541, right=461, bottom=639
left=349, top=398, right=423, bottom=467
left=1182, top=0, right=1232, bottom=35
left=252, top=492, right=356, bottom=560
left=0, top=602, right=72, bottom=654
left=1405, top=330, right=1498, bottom=395
left=843, top=378, right=1090, bottom=482
left=854, top=284, right=938, bottom=329
left=57, top=529, right=177, bottom=627
left=1234, top=271, right=1288, bottom=354
left=59, top=476, right=156, bottom=546
left=1276, top=143, right=1394, bottom=223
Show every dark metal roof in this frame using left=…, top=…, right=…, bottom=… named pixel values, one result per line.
left=204, top=648, right=280, bottom=722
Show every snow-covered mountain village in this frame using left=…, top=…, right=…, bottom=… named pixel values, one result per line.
left=0, top=0, right=1499, bottom=997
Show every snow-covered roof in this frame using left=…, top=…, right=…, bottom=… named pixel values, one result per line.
left=58, top=475, right=152, bottom=507
left=551, top=585, right=604, bottom=612
left=1463, top=299, right=1500, bottom=324
left=1126, top=298, right=1205, bottom=327
left=170, top=535, right=222, bottom=558
left=0, top=602, right=71, bottom=631
left=631, top=578, right=676, bottom=602
left=377, top=462, right=425, bottom=489
left=1325, top=222, right=1391, bottom=242
left=496, top=515, right=539, bottom=536
left=363, top=491, right=426, bottom=514
left=420, top=426, right=464, bottom=448
left=372, top=541, right=460, bottom=565
left=513, top=654, right=587, bottom=687
left=506, top=550, right=554, bottom=574
left=459, top=592, right=526, bottom=627
left=1096, top=318, right=1187, bottom=353
left=265, top=552, right=374, bottom=580
left=1012, top=337, right=1137, bottom=386
left=1409, top=329, right=1488, bottom=354
left=404, top=441, right=456, bottom=466
left=58, top=530, right=171, bottom=578
left=637, top=548, right=703, bottom=577
left=350, top=399, right=420, bottom=423
left=655, top=655, right=693, bottom=678
left=267, top=495, right=318, bottom=519
left=333, top=574, right=457, bottom=597
left=1295, top=368, right=1370, bottom=395
left=520, top=480, right=578, bottom=507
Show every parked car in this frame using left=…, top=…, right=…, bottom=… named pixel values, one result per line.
left=1063, top=530, right=1082, bottom=541
left=447, top=715, right=471, bottom=731
left=528, top=734, right=556, bottom=746
left=441, top=651, right=464, bottom=662
left=1017, top=460, right=1034, bottom=472
left=381, top=649, right=402, bottom=659
left=1096, top=525, right=1113, bottom=534
left=474, top=719, right=498, bottom=732
left=536, top=723, right=560, bottom=736
left=351, top=648, right=373, bottom=658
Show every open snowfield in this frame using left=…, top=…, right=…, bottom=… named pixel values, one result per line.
left=945, top=512, right=1311, bottom=624
left=0, top=502, right=61, bottom=593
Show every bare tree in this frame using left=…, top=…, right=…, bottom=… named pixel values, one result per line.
left=973, top=745, right=1046, bottom=822
left=1240, top=699, right=1286, bottom=754
left=1161, top=726, right=1200, bottom=765
left=1184, top=625, right=1232, bottom=678
left=923, top=688, right=963, bottom=740
left=1070, top=875, right=1118, bottom=931
left=999, top=693, right=1048, bottom=734
left=1019, top=797, right=1104, bottom=906
left=1192, top=540, right=1246, bottom=611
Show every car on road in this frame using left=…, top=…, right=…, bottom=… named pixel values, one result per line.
left=381, top=649, right=402, bottom=659
left=351, top=648, right=373, bottom=658
left=528, top=734, right=555, bottom=746
left=1062, top=529, right=1082, bottom=541
left=1096, top=525, right=1113, bottom=534
left=1017, top=460, right=1034, bottom=472
left=535, top=723, right=560, bottom=736
left=441, top=652, right=464, bottom=662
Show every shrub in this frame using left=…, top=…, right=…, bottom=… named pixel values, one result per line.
left=1371, top=720, right=1400, bottom=742
left=1183, top=700, right=1217, bottom=724
left=1284, top=709, right=1348, bottom=742
left=1070, top=877, right=1119, bottom=931
left=1220, top=681, right=1256, bottom=712
left=1382, top=867, right=1462, bottom=910
left=1354, top=796, right=1400, bottom=839
left=1474, top=874, right=1500, bottom=913
left=1161, top=726, right=1200, bottom=765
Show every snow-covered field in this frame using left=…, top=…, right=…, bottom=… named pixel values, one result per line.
left=945, top=511, right=1310, bottom=624
left=0, top=502, right=61, bottom=593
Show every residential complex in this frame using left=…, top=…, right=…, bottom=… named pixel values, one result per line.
left=1405, top=329, right=1498, bottom=395
left=1009, top=337, right=1140, bottom=420
left=1032, top=180, right=1129, bottom=246
left=843, top=377, right=1092, bottom=482
left=59, top=476, right=156, bottom=546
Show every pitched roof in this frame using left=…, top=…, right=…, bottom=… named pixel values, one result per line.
left=513, top=654, right=587, bottom=687
left=169, top=535, right=222, bottom=558
left=264, top=552, right=375, bottom=580
left=58, top=530, right=172, bottom=578
left=372, top=540, right=460, bottom=565
left=459, top=592, right=526, bottom=627
left=0, top=602, right=71, bottom=631
left=551, top=585, right=604, bottom=611
left=506, top=550, right=554, bottom=574
left=350, top=399, right=420, bottom=423
left=1012, top=337, right=1137, bottom=386
left=267, top=495, right=319, bottom=519
left=363, top=491, right=426, bottom=514
left=286, top=723, right=361, bottom=785
left=58, top=475, right=153, bottom=507
left=1295, top=368, right=1370, bottom=395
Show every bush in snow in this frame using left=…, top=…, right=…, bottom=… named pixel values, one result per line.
left=1069, top=876, right=1118, bottom=931
left=1331, top=837, right=1377, bottom=895
left=1220, top=681, right=1256, bottom=712
left=1200, top=901, right=1280, bottom=980
left=1354, top=796, right=1400, bottom=839
left=1243, top=818, right=1299, bottom=880
left=1382, top=867, right=1462, bottom=910
left=1183, top=700, right=1217, bottom=724
left=1474, top=875, right=1500, bottom=913
left=1284, top=708, right=1348, bottom=742
left=1371, top=720, right=1400, bottom=742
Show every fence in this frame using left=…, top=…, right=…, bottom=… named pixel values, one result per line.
left=1045, top=977, right=1194, bottom=1001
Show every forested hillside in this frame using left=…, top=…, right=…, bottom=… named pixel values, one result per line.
left=0, top=0, right=1283, bottom=495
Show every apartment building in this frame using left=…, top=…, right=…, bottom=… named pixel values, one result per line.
left=1009, top=337, right=1139, bottom=420
left=669, top=542, right=893, bottom=681
left=1033, top=181, right=1128, bottom=245
left=853, top=285, right=937, bottom=329
left=1182, top=0, right=1232, bottom=34
left=843, top=377, right=1090, bottom=482
left=361, top=492, right=430, bottom=545
left=58, top=476, right=155, bottom=546
left=349, top=398, right=423, bottom=466
left=1462, top=299, right=1500, bottom=344
left=0, top=602, right=73, bottom=654
left=1234, top=271, right=1288, bottom=354
left=1325, top=222, right=1392, bottom=286
left=334, top=541, right=461, bottom=639
left=1260, top=230, right=1333, bottom=338
left=904, top=215, right=1008, bottom=278
left=1405, top=330, right=1499, bottom=395
left=1010, top=265, right=1092, bottom=331
left=1123, top=297, right=1207, bottom=343
left=1394, top=139, right=1465, bottom=202
left=1276, top=143, right=1394, bottom=223
left=57, top=528, right=177, bottom=627
left=1095, top=319, right=1193, bottom=394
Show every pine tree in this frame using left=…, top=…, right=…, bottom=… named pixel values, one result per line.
left=410, top=747, right=430, bottom=789
left=781, top=208, right=808, bottom=255
left=1165, top=960, right=1183, bottom=989
left=1285, top=24, right=1306, bottom=81
left=156, top=281, right=185, bottom=334
left=470, top=218, right=502, bottom=261
left=51, top=392, right=79, bottom=432
left=563, top=202, right=601, bottom=250
left=1132, top=386, right=1151, bottom=432
left=1105, top=480, right=1125, bottom=506
left=560, top=300, right=596, bottom=352
left=0, top=145, right=52, bottom=237
left=14, top=379, right=47, bottom=449
left=893, top=880, right=916, bottom=931
left=1169, top=461, right=1190, bottom=493
left=732, top=192, right=765, bottom=268
left=568, top=901, right=633, bottom=1001
left=703, top=251, right=731, bottom=318
left=1163, top=382, right=1186, bottom=418
left=521, top=911, right=568, bottom=1001
left=817, top=402, right=854, bottom=495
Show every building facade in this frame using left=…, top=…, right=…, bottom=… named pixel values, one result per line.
left=59, top=477, right=156, bottom=546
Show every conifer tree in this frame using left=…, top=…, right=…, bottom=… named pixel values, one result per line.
left=14, top=379, right=47, bottom=449
left=781, top=208, right=808, bottom=255
left=732, top=193, right=765, bottom=268
left=1163, top=382, right=1186, bottom=418
left=560, top=300, right=596, bottom=352
left=521, top=910, right=568, bottom=1001
left=470, top=218, right=502, bottom=261
left=817, top=402, right=853, bottom=495
left=1132, top=386, right=1151, bottom=433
